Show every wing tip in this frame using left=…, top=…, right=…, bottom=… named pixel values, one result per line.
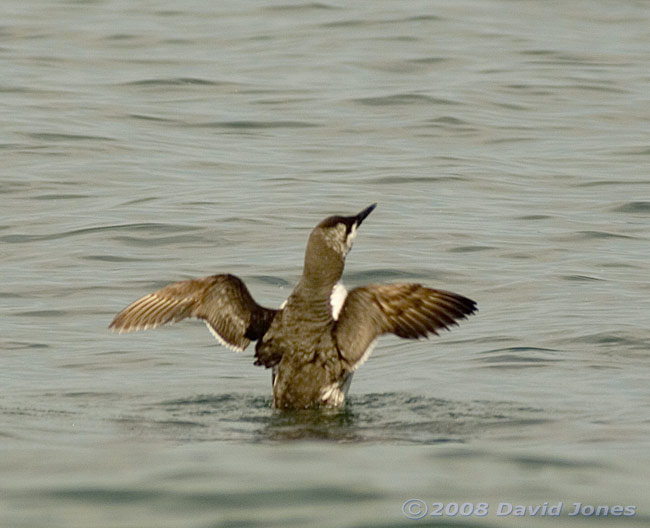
left=108, top=319, right=123, bottom=333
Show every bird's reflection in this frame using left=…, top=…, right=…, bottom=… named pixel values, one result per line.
left=260, top=405, right=361, bottom=442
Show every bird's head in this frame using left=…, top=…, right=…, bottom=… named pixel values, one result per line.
left=301, top=203, right=377, bottom=288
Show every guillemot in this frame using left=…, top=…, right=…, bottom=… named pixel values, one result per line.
left=109, top=204, right=476, bottom=409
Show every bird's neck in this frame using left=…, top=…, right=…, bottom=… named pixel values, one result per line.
left=297, top=233, right=344, bottom=313
left=296, top=273, right=338, bottom=302
left=301, top=249, right=343, bottom=289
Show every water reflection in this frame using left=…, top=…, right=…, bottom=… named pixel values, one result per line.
left=261, top=406, right=360, bottom=442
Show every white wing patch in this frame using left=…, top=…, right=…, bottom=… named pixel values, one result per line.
left=319, top=382, right=345, bottom=407
left=272, top=365, right=279, bottom=388
left=329, top=282, right=348, bottom=321
left=320, top=372, right=355, bottom=406
left=204, top=321, right=245, bottom=353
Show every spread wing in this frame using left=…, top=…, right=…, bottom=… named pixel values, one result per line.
left=109, top=274, right=277, bottom=352
left=334, top=283, right=476, bottom=370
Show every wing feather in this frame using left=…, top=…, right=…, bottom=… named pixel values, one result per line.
left=109, top=274, right=277, bottom=352
left=334, top=283, right=476, bottom=370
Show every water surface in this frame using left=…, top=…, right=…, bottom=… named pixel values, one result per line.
left=2, top=1, right=650, bottom=526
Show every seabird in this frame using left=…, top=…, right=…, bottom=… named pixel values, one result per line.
left=109, top=204, right=476, bottom=409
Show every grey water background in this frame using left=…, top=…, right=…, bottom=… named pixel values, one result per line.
left=2, top=0, right=650, bottom=526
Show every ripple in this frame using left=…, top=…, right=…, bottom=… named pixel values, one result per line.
left=250, top=275, right=291, bottom=288
left=0, top=223, right=201, bottom=244
left=367, top=175, right=465, bottom=184
left=128, top=113, right=180, bottom=123
left=448, top=245, right=495, bottom=253
left=32, top=193, right=90, bottom=200
left=344, top=268, right=426, bottom=282
left=26, top=133, right=114, bottom=142
left=562, top=274, right=604, bottom=282
left=124, top=392, right=549, bottom=444
left=353, top=93, right=458, bottom=106
left=187, top=120, right=318, bottom=129
left=3, top=341, right=50, bottom=350
left=552, top=230, right=635, bottom=243
left=612, top=201, right=650, bottom=214
left=577, top=230, right=635, bottom=240
left=82, top=254, right=146, bottom=263
left=262, top=3, right=338, bottom=12
left=121, top=77, right=229, bottom=87
left=407, top=56, right=446, bottom=65
left=15, top=310, right=67, bottom=318
left=572, top=331, right=650, bottom=352
left=517, top=214, right=551, bottom=221
left=426, top=115, right=471, bottom=127
left=475, top=347, right=562, bottom=369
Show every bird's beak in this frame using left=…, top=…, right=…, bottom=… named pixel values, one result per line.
left=355, top=203, right=377, bottom=226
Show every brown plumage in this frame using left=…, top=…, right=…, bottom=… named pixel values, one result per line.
left=109, top=204, right=477, bottom=409
left=334, top=284, right=475, bottom=370
left=109, top=274, right=276, bottom=352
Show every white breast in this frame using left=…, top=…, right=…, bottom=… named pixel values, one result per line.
left=329, top=282, right=347, bottom=321
left=279, top=282, right=346, bottom=320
